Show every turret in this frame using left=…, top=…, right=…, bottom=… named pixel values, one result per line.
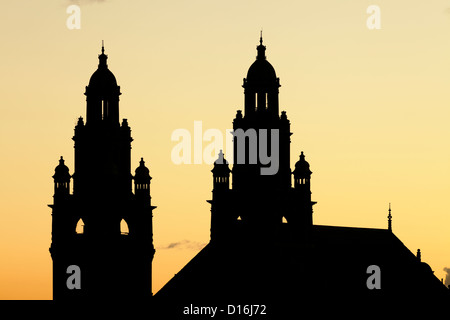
left=293, top=152, right=311, bottom=191
left=242, top=33, right=280, bottom=118
left=50, top=45, right=155, bottom=302
left=290, top=151, right=315, bottom=231
left=53, top=156, right=71, bottom=198
left=84, top=44, right=121, bottom=125
left=212, top=150, right=231, bottom=191
left=209, top=151, right=232, bottom=244
left=134, top=157, right=151, bottom=202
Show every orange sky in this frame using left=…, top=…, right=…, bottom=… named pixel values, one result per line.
left=0, top=0, right=449, bottom=299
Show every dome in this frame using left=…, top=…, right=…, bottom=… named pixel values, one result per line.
left=214, top=150, right=229, bottom=165
left=88, top=68, right=118, bottom=91
left=212, top=150, right=231, bottom=176
left=86, top=46, right=119, bottom=96
left=53, top=156, right=71, bottom=182
left=293, top=152, right=312, bottom=177
left=246, top=59, right=277, bottom=82
left=420, top=262, right=433, bottom=274
left=244, top=36, right=278, bottom=86
left=134, top=158, right=151, bottom=183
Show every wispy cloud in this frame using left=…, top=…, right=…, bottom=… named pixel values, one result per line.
left=158, top=240, right=206, bottom=251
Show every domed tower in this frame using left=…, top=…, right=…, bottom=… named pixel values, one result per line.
left=50, top=44, right=155, bottom=302
left=289, top=152, right=315, bottom=231
left=209, top=36, right=315, bottom=244
left=85, top=44, right=121, bottom=125
left=208, top=150, right=233, bottom=244
left=231, top=35, right=292, bottom=227
left=134, top=157, right=152, bottom=200
left=53, top=156, right=71, bottom=199
left=243, top=34, right=280, bottom=117
left=211, top=150, right=231, bottom=191
left=293, top=152, right=312, bottom=190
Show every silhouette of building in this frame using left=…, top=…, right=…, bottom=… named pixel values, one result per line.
left=43, top=39, right=449, bottom=316
left=208, top=36, right=316, bottom=246
left=49, top=45, right=155, bottom=303
left=155, top=36, right=449, bottom=313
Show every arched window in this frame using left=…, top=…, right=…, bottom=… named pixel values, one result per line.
left=120, top=219, right=129, bottom=235
left=282, top=216, right=288, bottom=224
left=75, top=218, right=84, bottom=234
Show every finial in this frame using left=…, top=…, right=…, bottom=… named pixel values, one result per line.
left=387, top=203, right=392, bottom=232
left=215, top=149, right=227, bottom=165
left=417, top=249, right=421, bottom=262
left=256, top=30, right=266, bottom=60
left=98, top=40, right=108, bottom=68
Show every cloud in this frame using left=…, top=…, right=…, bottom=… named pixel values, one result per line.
left=158, top=240, right=206, bottom=251
left=444, top=267, right=450, bottom=286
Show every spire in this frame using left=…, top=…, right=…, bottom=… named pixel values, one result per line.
left=387, top=203, right=392, bottom=232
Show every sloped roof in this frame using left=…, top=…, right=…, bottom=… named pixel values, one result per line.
left=155, top=224, right=449, bottom=314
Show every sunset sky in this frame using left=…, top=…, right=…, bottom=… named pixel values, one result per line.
left=1, top=0, right=450, bottom=299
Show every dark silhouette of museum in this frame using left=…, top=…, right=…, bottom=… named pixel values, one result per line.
left=49, top=39, right=448, bottom=315
left=49, top=45, right=155, bottom=303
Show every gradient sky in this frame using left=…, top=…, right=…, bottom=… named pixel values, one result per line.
left=1, top=0, right=450, bottom=299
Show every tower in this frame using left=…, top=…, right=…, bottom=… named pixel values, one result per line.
left=156, top=36, right=450, bottom=310
left=233, top=34, right=290, bottom=194
left=49, top=45, right=155, bottom=303
left=208, top=150, right=232, bottom=244
left=289, top=151, right=314, bottom=235
left=209, top=36, right=316, bottom=244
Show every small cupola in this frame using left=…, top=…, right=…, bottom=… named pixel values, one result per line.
left=134, top=157, right=151, bottom=195
left=53, top=156, right=71, bottom=195
left=293, top=152, right=312, bottom=188
left=211, top=150, right=231, bottom=190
